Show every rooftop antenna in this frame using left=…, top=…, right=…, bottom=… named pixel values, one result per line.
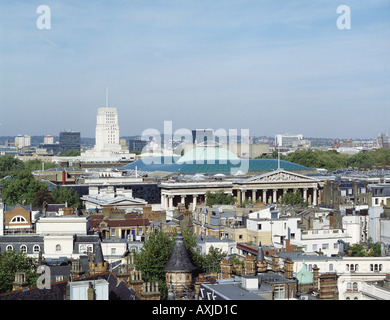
left=105, top=87, right=109, bottom=108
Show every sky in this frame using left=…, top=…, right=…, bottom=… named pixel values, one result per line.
left=0, top=0, right=389, bottom=139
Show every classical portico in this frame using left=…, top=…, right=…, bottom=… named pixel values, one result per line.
left=234, top=170, right=323, bottom=205
left=159, top=170, right=324, bottom=211
left=159, top=180, right=234, bottom=210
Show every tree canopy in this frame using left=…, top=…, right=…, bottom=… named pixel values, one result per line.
left=58, top=150, right=81, bottom=157
left=205, top=190, right=236, bottom=206
left=256, top=148, right=390, bottom=170
left=0, top=170, right=48, bottom=206
left=0, top=155, right=57, bottom=179
left=279, top=189, right=308, bottom=206
left=135, top=230, right=228, bottom=299
left=0, top=250, right=39, bottom=293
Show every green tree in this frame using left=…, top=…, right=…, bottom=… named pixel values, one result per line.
left=200, top=246, right=226, bottom=273
left=0, top=155, right=25, bottom=178
left=0, top=170, right=48, bottom=206
left=24, top=159, right=58, bottom=172
left=32, top=189, right=55, bottom=208
left=205, top=190, right=236, bottom=206
left=134, top=230, right=227, bottom=299
left=279, top=189, right=307, bottom=206
left=0, top=156, right=58, bottom=178
left=51, top=187, right=81, bottom=209
left=0, top=250, right=39, bottom=293
left=58, top=150, right=81, bottom=157
left=135, top=232, right=175, bottom=299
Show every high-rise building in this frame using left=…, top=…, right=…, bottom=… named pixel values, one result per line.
left=275, top=133, right=303, bottom=148
left=81, top=89, right=130, bottom=159
left=192, top=129, right=214, bottom=145
left=14, top=134, right=31, bottom=148
left=94, top=107, right=122, bottom=153
left=129, top=139, right=148, bottom=152
left=44, top=135, right=54, bottom=144
left=60, top=131, right=80, bottom=151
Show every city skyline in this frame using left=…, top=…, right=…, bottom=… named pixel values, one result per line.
left=0, top=1, right=389, bottom=139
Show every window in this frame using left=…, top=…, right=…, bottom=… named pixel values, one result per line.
left=33, top=245, right=40, bottom=253
left=11, top=216, right=27, bottom=223
left=312, top=244, right=318, bottom=251
left=55, top=244, right=61, bottom=252
left=258, top=224, right=262, bottom=230
left=20, top=245, right=27, bottom=253
left=329, top=264, right=334, bottom=272
left=274, top=285, right=285, bottom=300
left=322, top=243, right=329, bottom=250
left=111, top=248, right=116, bottom=255
left=353, top=282, right=358, bottom=291
left=6, top=245, right=13, bottom=251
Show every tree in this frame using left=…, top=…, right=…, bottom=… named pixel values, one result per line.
left=0, top=250, right=39, bottom=293
left=279, top=189, right=307, bottom=206
left=135, top=232, right=175, bottom=299
left=205, top=190, right=236, bottom=206
left=58, top=150, right=81, bottom=157
left=134, top=230, right=226, bottom=299
left=0, top=156, right=58, bottom=178
left=51, top=187, right=81, bottom=209
left=32, top=189, right=55, bottom=208
left=0, top=155, right=25, bottom=178
left=0, top=170, right=48, bottom=206
left=199, top=246, right=226, bottom=273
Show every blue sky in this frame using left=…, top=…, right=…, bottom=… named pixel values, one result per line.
left=0, top=0, right=389, bottom=139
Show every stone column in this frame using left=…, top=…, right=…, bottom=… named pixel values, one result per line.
left=273, top=189, right=277, bottom=203
left=168, top=195, right=174, bottom=210
left=241, top=189, right=246, bottom=203
left=263, top=189, right=267, bottom=204
left=252, top=190, right=257, bottom=202
left=313, top=188, right=318, bottom=205
left=303, top=188, right=308, bottom=202
left=161, top=194, right=167, bottom=209
left=181, top=195, right=185, bottom=204
left=192, top=195, right=198, bottom=209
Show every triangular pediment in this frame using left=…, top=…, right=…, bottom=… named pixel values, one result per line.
left=244, top=170, right=318, bottom=183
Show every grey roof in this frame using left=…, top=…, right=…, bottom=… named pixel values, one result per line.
left=164, top=231, right=196, bottom=272
left=94, top=239, right=105, bottom=264
left=277, top=252, right=343, bottom=262
left=199, top=282, right=267, bottom=300
left=256, top=243, right=265, bottom=262
left=4, top=203, right=32, bottom=212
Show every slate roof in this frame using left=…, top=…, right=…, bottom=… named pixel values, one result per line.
left=164, top=231, right=196, bottom=272
left=0, top=272, right=139, bottom=300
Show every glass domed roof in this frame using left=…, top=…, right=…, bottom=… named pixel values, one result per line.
left=177, top=146, right=240, bottom=164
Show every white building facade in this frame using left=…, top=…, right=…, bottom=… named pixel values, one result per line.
left=82, top=103, right=131, bottom=160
